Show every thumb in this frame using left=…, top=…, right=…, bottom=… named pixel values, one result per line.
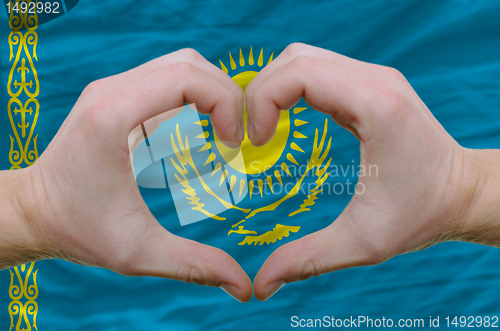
left=253, top=213, right=377, bottom=301
left=118, top=224, right=252, bottom=302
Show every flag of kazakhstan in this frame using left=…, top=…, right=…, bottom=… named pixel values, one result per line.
left=1, top=0, right=500, bottom=330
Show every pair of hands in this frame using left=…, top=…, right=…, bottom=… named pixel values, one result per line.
left=8, top=43, right=491, bottom=302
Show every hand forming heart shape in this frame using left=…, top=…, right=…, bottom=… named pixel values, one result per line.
left=3, top=43, right=493, bottom=303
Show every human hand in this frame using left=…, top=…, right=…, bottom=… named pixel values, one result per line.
left=245, top=43, right=490, bottom=301
left=10, top=49, right=253, bottom=302
left=5, top=44, right=497, bottom=304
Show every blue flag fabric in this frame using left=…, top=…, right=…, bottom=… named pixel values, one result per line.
left=1, top=0, right=500, bottom=330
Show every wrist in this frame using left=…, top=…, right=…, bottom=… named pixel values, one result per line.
left=451, top=148, right=500, bottom=246
left=0, top=167, right=47, bottom=269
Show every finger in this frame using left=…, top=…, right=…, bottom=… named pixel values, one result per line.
left=100, top=49, right=244, bottom=119
left=253, top=214, right=373, bottom=301
left=86, top=62, right=243, bottom=146
left=248, top=56, right=373, bottom=146
left=123, top=225, right=252, bottom=302
left=127, top=106, right=185, bottom=177
left=245, top=43, right=376, bottom=113
left=128, top=105, right=184, bottom=154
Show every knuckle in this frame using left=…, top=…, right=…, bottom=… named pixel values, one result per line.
left=177, top=48, right=201, bottom=62
left=370, top=82, right=407, bottom=120
left=285, top=42, right=308, bottom=57
left=168, top=61, right=194, bottom=80
left=299, top=260, right=320, bottom=281
left=292, top=55, right=317, bottom=72
left=185, top=266, right=205, bottom=285
left=176, top=244, right=213, bottom=286
left=177, top=263, right=212, bottom=286
left=83, top=92, right=116, bottom=131
left=81, top=79, right=106, bottom=98
left=380, top=66, right=407, bottom=83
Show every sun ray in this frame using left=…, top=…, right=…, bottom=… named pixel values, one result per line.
left=204, top=153, right=216, bottom=166
left=293, top=107, right=307, bottom=114
left=249, top=180, right=255, bottom=199
left=281, top=162, right=292, bottom=177
left=267, top=52, right=274, bottom=65
left=258, top=47, right=264, bottom=66
left=219, top=59, right=228, bottom=74
left=294, top=119, right=308, bottom=127
left=228, top=175, right=237, bottom=193
left=196, top=131, right=209, bottom=139
left=194, top=120, right=209, bottom=126
left=291, top=142, right=305, bottom=153
left=198, top=142, right=211, bottom=152
left=258, top=179, right=264, bottom=197
left=274, top=170, right=283, bottom=185
left=293, top=131, right=308, bottom=139
left=239, top=179, right=245, bottom=197
left=239, top=48, right=245, bottom=66
left=266, top=176, right=273, bottom=193
left=249, top=46, right=254, bottom=65
left=219, top=169, right=228, bottom=186
left=211, top=162, right=221, bottom=177
left=229, top=52, right=236, bottom=70
left=287, top=153, right=299, bottom=165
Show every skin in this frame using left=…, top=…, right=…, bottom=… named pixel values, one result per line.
left=246, top=43, right=500, bottom=300
left=0, top=49, right=251, bottom=302
left=1, top=43, right=499, bottom=303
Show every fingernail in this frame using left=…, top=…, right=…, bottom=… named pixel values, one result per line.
left=237, top=120, right=245, bottom=144
left=263, top=280, right=285, bottom=301
left=220, top=283, right=243, bottom=302
left=248, top=117, right=255, bottom=143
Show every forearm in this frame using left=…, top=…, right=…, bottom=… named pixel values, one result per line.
left=0, top=169, right=42, bottom=269
left=454, top=149, right=500, bottom=247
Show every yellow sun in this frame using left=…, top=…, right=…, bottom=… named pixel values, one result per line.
left=195, top=47, right=309, bottom=199
left=213, top=70, right=290, bottom=175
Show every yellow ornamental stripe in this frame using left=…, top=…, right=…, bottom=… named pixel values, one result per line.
left=8, top=1, right=39, bottom=329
